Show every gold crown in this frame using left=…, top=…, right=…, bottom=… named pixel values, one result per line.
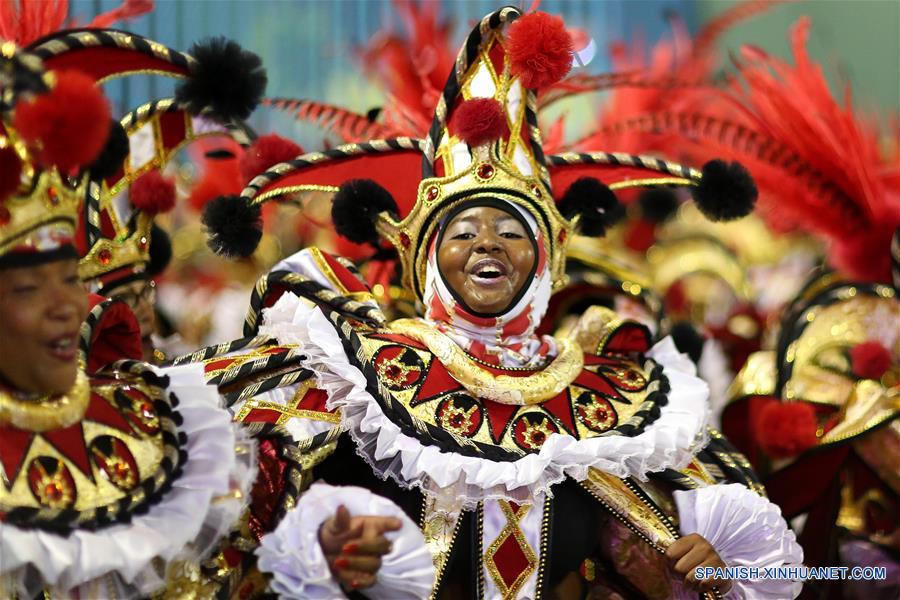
left=78, top=98, right=248, bottom=284
left=374, top=8, right=577, bottom=299
left=377, top=152, right=574, bottom=298
left=0, top=126, right=83, bottom=261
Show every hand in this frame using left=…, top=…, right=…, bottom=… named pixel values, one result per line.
left=665, top=533, right=733, bottom=594
left=318, top=504, right=402, bottom=591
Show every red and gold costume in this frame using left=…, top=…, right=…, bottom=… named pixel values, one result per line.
left=197, top=6, right=802, bottom=599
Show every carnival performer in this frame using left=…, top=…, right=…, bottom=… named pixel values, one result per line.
left=202, top=7, right=803, bottom=599
left=718, top=17, right=900, bottom=600
left=0, top=45, right=253, bottom=599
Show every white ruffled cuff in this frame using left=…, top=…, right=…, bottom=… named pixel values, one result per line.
left=256, top=483, right=435, bottom=600
left=674, top=484, right=804, bottom=599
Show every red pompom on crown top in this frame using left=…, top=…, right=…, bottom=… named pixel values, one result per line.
left=754, top=398, right=818, bottom=459
left=507, top=11, right=574, bottom=89
left=131, top=169, right=176, bottom=215
left=0, top=146, right=23, bottom=203
left=12, top=70, right=111, bottom=174
left=239, top=134, right=303, bottom=183
left=850, top=341, right=892, bottom=380
left=452, top=98, right=509, bottom=147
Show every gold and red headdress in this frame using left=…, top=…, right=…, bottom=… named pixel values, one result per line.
left=21, top=27, right=264, bottom=288
left=0, top=43, right=111, bottom=268
left=204, top=6, right=756, bottom=303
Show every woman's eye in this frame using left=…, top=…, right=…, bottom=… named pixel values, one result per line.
left=11, top=285, right=38, bottom=295
left=64, top=275, right=81, bottom=286
left=452, top=232, right=475, bottom=240
left=500, top=232, right=523, bottom=239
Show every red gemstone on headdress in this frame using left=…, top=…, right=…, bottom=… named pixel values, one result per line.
left=0, top=206, right=10, bottom=226
left=98, top=248, right=112, bottom=265
left=476, top=163, right=495, bottom=180
left=426, top=185, right=440, bottom=201
left=138, top=236, right=148, bottom=250
left=558, top=229, right=567, bottom=243
left=399, top=232, right=411, bottom=248
left=48, top=187, right=59, bottom=205
left=45, top=483, right=64, bottom=501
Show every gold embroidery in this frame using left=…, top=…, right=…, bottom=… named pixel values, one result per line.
left=484, top=501, right=537, bottom=599
left=390, top=319, right=583, bottom=405
left=0, top=369, right=90, bottom=432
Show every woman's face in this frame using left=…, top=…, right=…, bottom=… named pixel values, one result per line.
left=437, top=205, right=536, bottom=315
left=0, top=259, right=88, bottom=395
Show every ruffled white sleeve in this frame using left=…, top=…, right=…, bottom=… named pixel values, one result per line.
left=674, top=483, right=804, bottom=599
left=256, top=483, right=435, bottom=600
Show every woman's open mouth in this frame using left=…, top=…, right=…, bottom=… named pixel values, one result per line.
left=47, top=333, right=79, bottom=362
left=468, top=258, right=509, bottom=286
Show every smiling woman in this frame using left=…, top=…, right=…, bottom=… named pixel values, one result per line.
left=0, top=260, right=87, bottom=395
left=438, top=204, right=536, bottom=315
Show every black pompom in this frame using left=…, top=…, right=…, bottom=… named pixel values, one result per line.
left=670, top=321, right=706, bottom=364
left=201, top=195, right=262, bottom=258
left=558, top=177, right=625, bottom=237
left=639, top=187, right=679, bottom=223
left=86, top=120, right=128, bottom=180
left=176, top=37, right=267, bottom=122
left=146, top=223, right=172, bottom=277
left=692, top=160, right=757, bottom=222
left=331, top=179, right=399, bottom=246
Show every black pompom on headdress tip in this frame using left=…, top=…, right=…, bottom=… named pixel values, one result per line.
left=176, top=37, right=267, bottom=122
left=692, top=160, right=757, bottom=222
left=147, top=223, right=173, bottom=277
left=201, top=194, right=263, bottom=258
left=558, top=177, right=625, bottom=237
left=331, top=179, right=399, bottom=247
left=638, top=187, right=680, bottom=224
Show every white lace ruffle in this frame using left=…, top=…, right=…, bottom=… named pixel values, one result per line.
left=260, top=294, right=710, bottom=509
left=673, top=483, right=804, bottom=599
left=0, top=364, right=254, bottom=599
left=257, top=483, right=435, bottom=600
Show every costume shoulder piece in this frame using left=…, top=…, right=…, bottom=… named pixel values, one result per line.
left=0, top=361, right=247, bottom=599
left=348, top=314, right=668, bottom=459
left=0, top=366, right=182, bottom=531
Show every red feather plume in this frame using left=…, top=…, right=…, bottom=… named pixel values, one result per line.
left=507, top=11, right=574, bottom=90
left=451, top=98, right=508, bottom=147
left=131, top=168, right=175, bottom=214
left=0, top=0, right=154, bottom=46
left=850, top=341, right=892, bottom=380
left=13, top=69, right=111, bottom=174
left=754, top=398, right=819, bottom=459
left=240, top=134, right=303, bottom=182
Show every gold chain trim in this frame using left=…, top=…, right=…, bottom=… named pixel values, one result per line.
left=0, top=370, right=90, bottom=432
left=389, top=319, right=583, bottom=405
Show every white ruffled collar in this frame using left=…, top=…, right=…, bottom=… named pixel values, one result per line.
left=261, top=293, right=711, bottom=509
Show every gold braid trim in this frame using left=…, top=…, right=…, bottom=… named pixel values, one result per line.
left=0, top=369, right=90, bottom=432
left=389, top=319, right=583, bottom=405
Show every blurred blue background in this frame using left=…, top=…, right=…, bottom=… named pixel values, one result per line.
left=66, top=0, right=898, bottom=150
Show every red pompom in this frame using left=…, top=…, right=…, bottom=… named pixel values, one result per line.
left=755, top=400, right=818, bottom=459
left=451, top=98, right=508, bottom=147
left=506, top=12, right=574, bottom=89
left=850, top=341, right=892, bottom=380
left=240, top=134, right=303, bottom=182
left=131, top=169, right=176, bottom=214
left=0, top=146, right=23, bottom=202
left=12, top=70, right=111, bottom=174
